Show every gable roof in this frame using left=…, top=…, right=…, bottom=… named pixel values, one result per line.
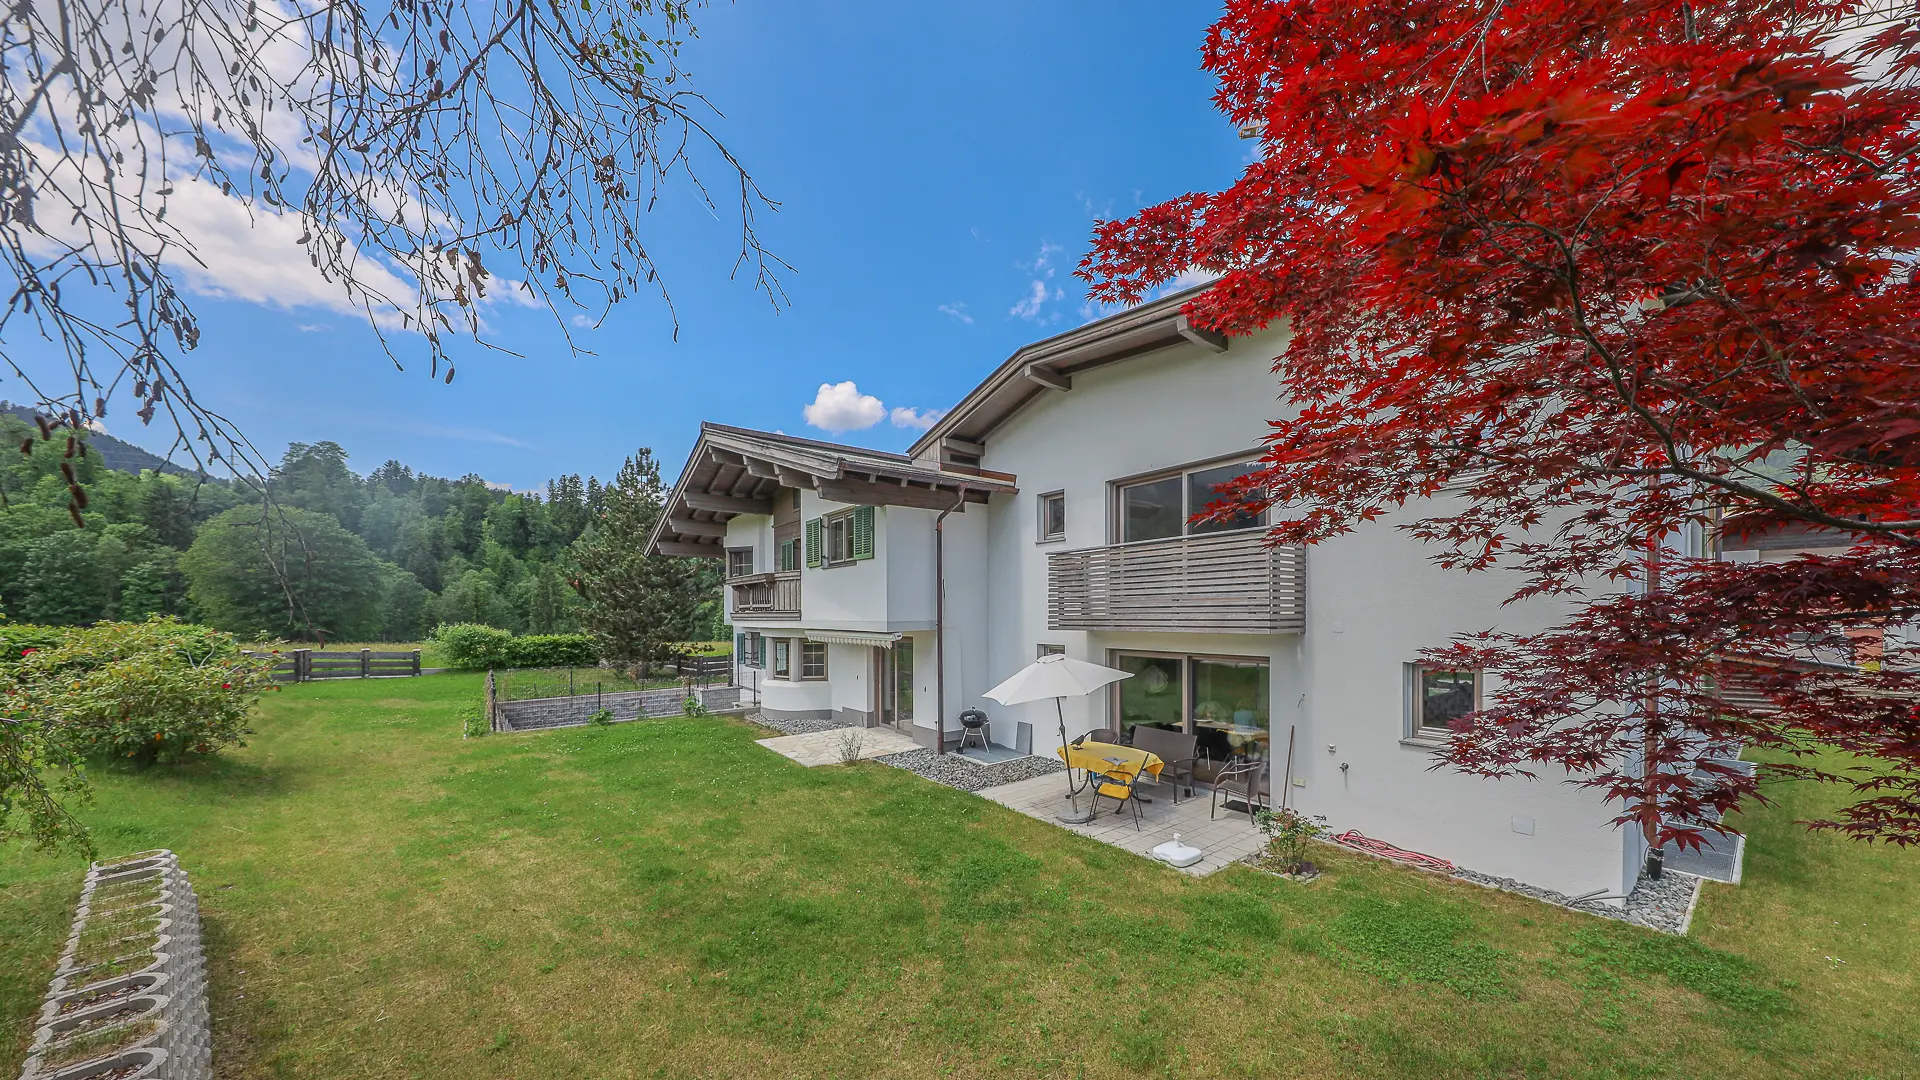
left=906, top=282, right=1225, bottom=459
left=645, top=423, right=1018, bottom=557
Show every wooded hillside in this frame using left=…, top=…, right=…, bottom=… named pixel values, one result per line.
left=0, top=418, right=720, bottom=644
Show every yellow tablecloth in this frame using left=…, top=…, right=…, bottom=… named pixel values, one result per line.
left=1057, top=740, right=1164, bottom=781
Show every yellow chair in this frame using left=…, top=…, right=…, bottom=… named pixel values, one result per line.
left=1092, top=767, right=1146, bottom=829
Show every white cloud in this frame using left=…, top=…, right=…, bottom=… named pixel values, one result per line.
left=1162, top=266, right=1221, bottom=293
left=296, top=323, right=330, bottom=333
left=890, top=406, right=946, bottom=431
left=937, top=302, right=973, bottom=325
left=1010, top=241, right=1068, bottom=322
left=570, top=313, right=595, bottom=328
left=1010, top=279, right=1048, bottom=320
left=802, top=381, right=886, bottom=434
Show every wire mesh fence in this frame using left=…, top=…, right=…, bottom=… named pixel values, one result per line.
left=496, top=657, right=733, bottom=703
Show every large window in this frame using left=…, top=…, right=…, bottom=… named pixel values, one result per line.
left=741, top=632, right=764, bottom=669
left=773, top=639, right=792, bottom=679
left=801, top=642, right=828, bottom=680
left=1111, top=651, right=1271, bottom=763
left=1410, top=665, right=1479, bottom=736
left=1190, top=657, right=1272, bottom=763
left=1116, top=654, right=1185, bottom=737
left=1119, top=459, right=1265, bottom=543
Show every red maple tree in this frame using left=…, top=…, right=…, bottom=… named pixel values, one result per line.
left=1082, top=0, right=1920, bottom=863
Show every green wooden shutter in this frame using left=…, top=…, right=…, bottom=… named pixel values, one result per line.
left=805, top=518, right=823, bottom=567
left=851, top=506, right=876, bottom=560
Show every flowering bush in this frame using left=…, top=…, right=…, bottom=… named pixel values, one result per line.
left=6, top=617, right=278, bottom=768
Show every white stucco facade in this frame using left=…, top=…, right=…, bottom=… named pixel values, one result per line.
left=681, top=307, right=1638, bottom=902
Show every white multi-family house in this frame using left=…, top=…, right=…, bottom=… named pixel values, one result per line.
left=647, top=287, right=1649, bottom=903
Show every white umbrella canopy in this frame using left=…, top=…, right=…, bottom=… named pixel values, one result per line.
left=982, top=653, right=1132, bottom=706
left=981, top=654, right=1132, bottom=817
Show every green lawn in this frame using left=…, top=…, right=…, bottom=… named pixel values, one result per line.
left=2, top=676, right=1915, bottom=1079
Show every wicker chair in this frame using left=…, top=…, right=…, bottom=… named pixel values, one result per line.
left=1210, top=760, right=1272, bottom=821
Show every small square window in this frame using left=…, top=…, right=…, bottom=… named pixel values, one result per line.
left=1037, top=643, right=1066, bottom=658
left=1411, top=665, right=1480, bottom=736
left=801, top=642, right=827, bottom=680
left=727, top=548, right=754, bottom=580
left=1039, top=491, right=1066, bottom=542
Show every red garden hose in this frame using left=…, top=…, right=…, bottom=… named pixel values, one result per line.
left=1331, top=830, right=1456, bottom=872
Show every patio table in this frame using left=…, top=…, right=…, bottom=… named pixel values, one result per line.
left=1057, top=741, right=1164, bottom=812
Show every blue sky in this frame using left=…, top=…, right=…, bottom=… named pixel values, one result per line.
left=44, top=2, right=1247, bottom=491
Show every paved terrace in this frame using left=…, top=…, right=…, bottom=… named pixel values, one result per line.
left=978, top=772, right=1266, bottom=876
left=753, top=723, right=1265, bottom=876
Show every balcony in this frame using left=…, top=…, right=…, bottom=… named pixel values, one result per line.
left=730, top=571, right=802, bottom=620
left=1047, top=530, right=1305, bottom=634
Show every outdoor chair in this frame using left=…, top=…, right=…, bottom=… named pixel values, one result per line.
left=1090, top=763, right=1147, bottom=830
left=1086, top=727, right=1123, bottom=745
left=1211, top=760, right=1272, bottom=822
left=1126, top=726, right=1198, bottom=804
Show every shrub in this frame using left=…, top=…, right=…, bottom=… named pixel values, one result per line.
left=506, top=634, right=597, bottom=669
left=1254, top=807, right=1329, bottom=874
left=7, top=617, right=278, bottom=768
left=0, top=621, right=70, bottom=664
left=430, top=623, right=514, bottom=669
left=587, top=708, right=615, bottom=727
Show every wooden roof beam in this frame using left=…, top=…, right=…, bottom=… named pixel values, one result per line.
left=656, top=540, right=723, bottom=558
left=775, top=466, right=819, bottom=490
left=667, top=517, right=729, bottom=538
left=1176, top=314, right=1229, bottom=353
left=1023, top=364, right=1071, bottom=391
left=683, top=491, right=773, bottom=515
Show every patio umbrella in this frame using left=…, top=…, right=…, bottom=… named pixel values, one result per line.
left=982, top=654, right=1132, bottom=820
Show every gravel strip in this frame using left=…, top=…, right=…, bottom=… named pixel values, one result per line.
left=747, top=713, right=858, bottom=737
left=1446, top=864, right=1701, bottom=934
left=876, top=747, right=1064, bottom=792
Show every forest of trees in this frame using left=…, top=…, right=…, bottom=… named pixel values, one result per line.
left=0, top=415, right=722, bottom=647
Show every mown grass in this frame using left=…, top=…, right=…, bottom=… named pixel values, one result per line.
left=2, top=675, right=1915, bottom=1079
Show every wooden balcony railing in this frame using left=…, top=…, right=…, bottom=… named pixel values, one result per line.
left=730, top=571, right=802, bottom=619
left=1047, top=530, right=1305, bottom=634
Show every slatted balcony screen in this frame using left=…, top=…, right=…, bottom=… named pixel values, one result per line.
left=730, top=570, right=802, bottom=618
left=1047, top=530, right=1306, bottom=634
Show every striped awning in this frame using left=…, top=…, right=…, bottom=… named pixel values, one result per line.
left=804, top=629, right=904, bottom=647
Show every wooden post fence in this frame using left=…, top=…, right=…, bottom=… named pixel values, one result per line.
left=246, top=648, right=425, bottom=682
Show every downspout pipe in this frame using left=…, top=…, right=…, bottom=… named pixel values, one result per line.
left=934, top=490, right=970, bottom=756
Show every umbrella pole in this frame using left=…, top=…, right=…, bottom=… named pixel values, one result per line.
left=1055, top=696, right=1098, bottom=824
left=1059, top=697, right=1072, bottom=797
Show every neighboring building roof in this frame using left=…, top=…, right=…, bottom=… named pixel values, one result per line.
left=646, top=423, right=1018, bottom=557
left=906, top=282, right=1226, bottom=461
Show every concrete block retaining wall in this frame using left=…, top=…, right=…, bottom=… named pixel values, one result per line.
left=19, top=851, right=210, bottom=1080
left=500, top=685, right=741, bottom=731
